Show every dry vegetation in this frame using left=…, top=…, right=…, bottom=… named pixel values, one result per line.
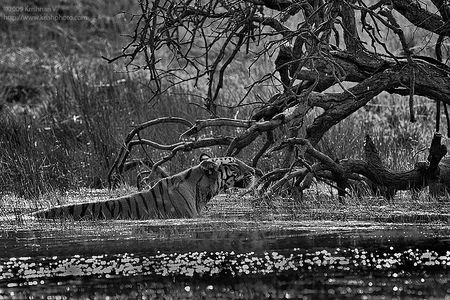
left=0, top=0, right=449, bottom=221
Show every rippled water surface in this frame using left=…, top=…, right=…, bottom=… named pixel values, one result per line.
left=1, top=218, right=449, bottom=299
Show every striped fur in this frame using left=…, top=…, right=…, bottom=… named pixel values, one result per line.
left=33, top=155, right=256, bottom=220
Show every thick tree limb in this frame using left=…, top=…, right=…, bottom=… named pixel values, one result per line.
left=180, top=118, right=255, bottom=139
left=392, top=0, right=450, bottom=36
left=261, top=134, right=447, bottom=200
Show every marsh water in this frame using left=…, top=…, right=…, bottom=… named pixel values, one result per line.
left=0, top=194, right=449, bottom=299
left=1, top=218, right=449, bottom=299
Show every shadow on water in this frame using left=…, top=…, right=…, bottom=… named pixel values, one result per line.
left=0, top=219, right=449, bottom=299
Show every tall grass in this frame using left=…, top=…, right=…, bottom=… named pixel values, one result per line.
left=0, top=0, right=217, bottom=197
left=0, top=113, right=74, bottom=198
left=320, top=92, right=439, bottom=171
left=0, top=59, right=218, bottom=197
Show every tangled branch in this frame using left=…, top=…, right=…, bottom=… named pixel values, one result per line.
left=105, top=0, right=450, bottom=199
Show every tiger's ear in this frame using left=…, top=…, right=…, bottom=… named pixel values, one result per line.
left=199, top=153, right=212, bottom=162
left=199, top=159, right=218, bottom=176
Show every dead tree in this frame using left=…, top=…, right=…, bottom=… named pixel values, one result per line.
left=262, top=133, right=447, bottom=201
left=105, top=0, right=450, bottom=198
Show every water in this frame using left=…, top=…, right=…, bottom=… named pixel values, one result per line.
left=0, top=219, right=449, bottom=299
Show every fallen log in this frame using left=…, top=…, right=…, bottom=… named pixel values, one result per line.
left=341, top=133, right=447, bottom=199
left=266, top=133, right=448, bottom=200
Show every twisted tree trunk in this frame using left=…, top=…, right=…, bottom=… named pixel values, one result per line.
left=263, top=133, right=448, bottom=201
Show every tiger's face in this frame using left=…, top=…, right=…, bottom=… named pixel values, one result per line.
left=199, top=154, right=256, bottom=193
left=192, top=155, right=256, bottom=211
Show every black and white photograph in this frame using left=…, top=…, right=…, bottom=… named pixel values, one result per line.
left=0, top=0, right=449, bottom=299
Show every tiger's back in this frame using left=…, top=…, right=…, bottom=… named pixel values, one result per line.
left=38, top=180, right=194, bottom=220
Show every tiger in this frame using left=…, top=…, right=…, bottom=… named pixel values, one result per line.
left=32, top=154, right=256, bottom=220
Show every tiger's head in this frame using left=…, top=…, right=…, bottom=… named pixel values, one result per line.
left=177, top=154, right=257, bottom=215
left=199, top=153, right=256, bottom=193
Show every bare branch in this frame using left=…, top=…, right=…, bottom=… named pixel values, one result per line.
left=107, top=117, right=192, bottom=187
left=150, top=136, right=234, bottom=175
left=393, top=0, right=450, bottom=36
left=105, top=0, right=450, bottom=200
left=271, top=138, right=345, bottom=175
left=180, top=118, right=255, bottom=139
